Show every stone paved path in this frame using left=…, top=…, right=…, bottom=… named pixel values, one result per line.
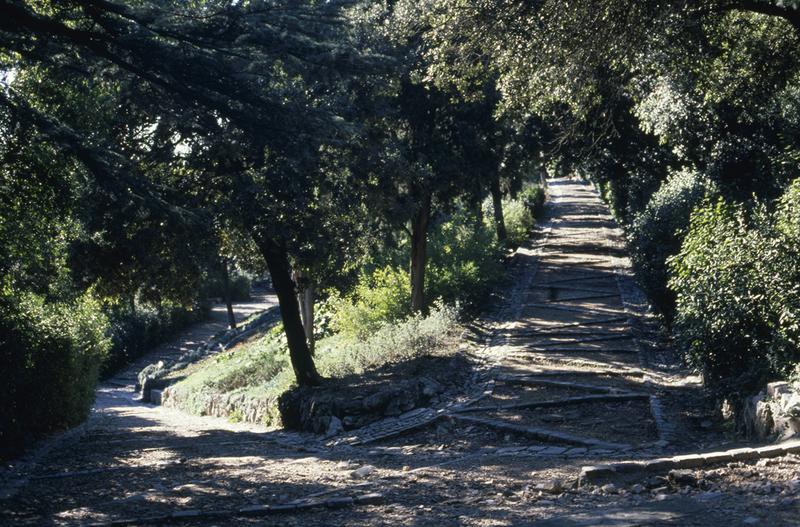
left=1, top=178, right=797, bottom=526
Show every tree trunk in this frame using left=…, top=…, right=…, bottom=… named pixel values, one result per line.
left=490, top=177, right=507, bottom=243
left=410, top=193, right=431, bottom=313
left=301, top=284, right=315, bottom=355
left=222, top=258, right=237, bottom=330
left=293, top=270, right=316, bottom=356
left=473, top=198, right=484, bottom=233
left=256, top=237, right=321, bottom=386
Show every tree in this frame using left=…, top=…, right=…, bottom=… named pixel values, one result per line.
left=0, top=0, right=388, bottom=385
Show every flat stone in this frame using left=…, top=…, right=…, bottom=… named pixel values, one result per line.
left=768, top=382, right=792, bottom=398
left=700, top=451, right=733, bottom=464
left=781, top=440, right=800, bottom=453
left=727, top=447, right=759, bottom=461
left=351, top=465, right=377, bottom=479
left=496, top=446, right=526, bottom=455
left=601, top=483, right=618, bottom=494
left=669, top=454, right=704, bottom=469
left=579, top=465, right=616, bottom=484
left=237, top=504, right=271, bottom=516
left=325, top=496, right=354, bottom=509
left=643, top=458, right=674, bottom=472
left=355, top=493, right=385, bottom=505
left=755, top=445, right=787, bottom=458
left=540, top=446, right=568, bottom=456
left=668, top=469, right=697, bottom=486
left=171, top=509, right=201, bottom=519
left=269, top=504, right=297, bottom=513
left=609, top=462, right=643, bottom=474
left=289, top=499, right=324, bottom=511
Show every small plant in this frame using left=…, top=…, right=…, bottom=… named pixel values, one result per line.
left=228, top=409, right=244, bottom=423
left=501, top=198, right=536, bottom=247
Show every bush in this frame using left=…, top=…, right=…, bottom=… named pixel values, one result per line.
left=628, top=169, right=718, bottom=319
left=331, top=266, right=411, bottom=340
left=0, top=291, right=110, bottom=458
left=164, top=303, right=459, bottom=425
left=669, top=200, right=772, bottom=407
left=428, top=213, right=505, bottom=308
left=669, top=179, right=800, bottom=411
left=519, top=184, right=546, bottom=219
left=766, top=179, right=800, bottom=378
left=501, top=198, right=536, bottom=247
left=483, top=188, right=542, bottom=247
left=315, top=301, right=459, bottom=378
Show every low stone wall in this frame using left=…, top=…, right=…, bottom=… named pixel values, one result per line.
left=278, top=375, right=447, bottom=436
left=743, top=381, right=800, bottom=441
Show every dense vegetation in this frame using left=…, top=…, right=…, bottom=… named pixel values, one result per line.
left=162, top=190, right=542, bottom=424
left=1, top=0, right=799, bottom=452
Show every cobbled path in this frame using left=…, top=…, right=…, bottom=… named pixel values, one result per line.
left=2, top=178, right=796, bottom=526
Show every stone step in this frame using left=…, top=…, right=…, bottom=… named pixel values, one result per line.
left=449, top=414, right=630, bottom=450
left=579, top=440, right=800, bottom=486
left=517, top=334, right=635, bottom=346
left=496, top=376, right=641, bottom=394
left=453, top=392, right=650, bottom=414
left=523, top=303, right=626, bottom=316
left=531, top=284, right=619, bottom=295
left=515, top=316, right=630, bottom=332
left=514, top=347, right=638, bottom=354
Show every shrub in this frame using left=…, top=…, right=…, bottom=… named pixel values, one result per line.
left=669, top=200, right=772, bottom=407
left=315, top=301, right=459, bottom=378
left=483, top=189, right=540, bottom=248
left=331, top=266, right=410, bottom=340
left=766, top=179, right=800, bottom=378
left=628, top=169, right=718, bottom=319
left=668, top=180, right=800, bottom=412
left=0, top=291, right=110, bottom=458
left=428, top=213, right=505, bottom=308
left=501, top=198, right=536, bottom=247
left=163, top=303, right=459, bottom=425
left=519, top=184, right=546, bottom=219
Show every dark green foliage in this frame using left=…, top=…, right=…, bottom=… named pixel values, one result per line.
left=427, top=210, right=505, bottom=309
left=519, top=185, right=546, bottom=220
left=0, top=291, right=109, bottom=459
left=200, top=274, right=252, bottom=304
left=669, top=179, right=800, bottom=411
left=628, top=170, right=718, bottom=319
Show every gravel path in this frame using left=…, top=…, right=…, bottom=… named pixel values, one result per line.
left=1, top=179, right=798, bottom=526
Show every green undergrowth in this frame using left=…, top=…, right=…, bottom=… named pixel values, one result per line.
left=162, top=303, right=460, bottom=425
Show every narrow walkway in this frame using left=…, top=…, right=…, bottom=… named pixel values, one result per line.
left=0, top=179, right=794, bottom=526
left=96, top=290, right=278, bottom=412
left=459, top=177, right=674, bottom=451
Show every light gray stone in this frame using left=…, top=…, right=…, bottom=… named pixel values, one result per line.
left=351, top=465, right=377, bottom=479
